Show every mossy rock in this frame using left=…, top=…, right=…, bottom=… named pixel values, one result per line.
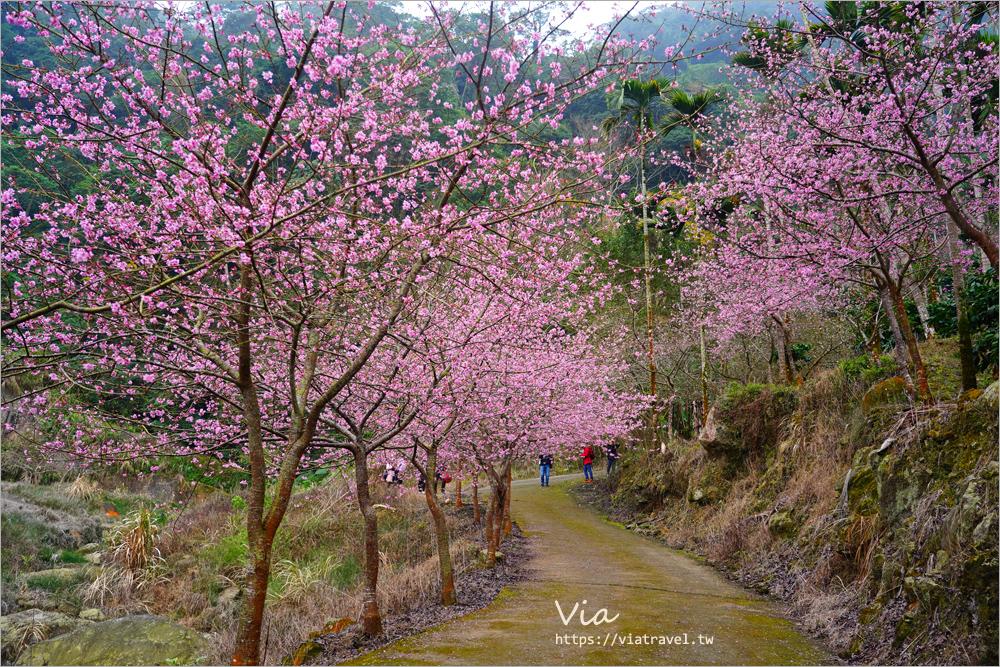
left=705, top=385, right=798, bottom=459
left=846, top=466, right=878, bottom=516
left=698, top=403, right=743, bottom=458
left=79, top=609, right=106, bottom=622
left=15, top=615, right=209, bottom=666
left=975, top=380, right=998, bottom=409
left=309, top=617, right=354, bottom=639
left=904, top=576, right=944, bottom=609
left=22, top=567, right=88, bottom=585
left=861, top=377, right=908, bottom=414
left=768, top=510, right=799, bottom=540
left=1, top=610, right=93, bottom=662
left=893, top=611, right=921, bottom=645
left=281, top=641, right=323, bottom=666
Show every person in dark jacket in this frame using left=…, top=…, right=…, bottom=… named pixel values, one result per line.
left=539, top=453, right=553, bottom=487
left=606, top=443, right=620, bottom=476
left=582, top=445, right=595, bottom=481
left=417, top=473, right=426, bottom=493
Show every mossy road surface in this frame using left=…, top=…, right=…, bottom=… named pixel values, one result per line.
left=348, top=474, right=830, bottom=665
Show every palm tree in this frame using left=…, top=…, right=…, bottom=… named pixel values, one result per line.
left=659, top=87, right=723, bottom=162
left=602, top=79, right=667, bottom=434
left=659, top=86, right=723, bottom=424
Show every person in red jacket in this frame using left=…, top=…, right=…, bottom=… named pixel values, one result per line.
left=582, top=445, right=595, bottom=482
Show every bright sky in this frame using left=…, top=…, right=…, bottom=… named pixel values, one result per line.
left=395, top=1, right=665, bottom=38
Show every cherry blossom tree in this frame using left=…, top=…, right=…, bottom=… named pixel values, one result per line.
left=2, top=2, right=651, bottom=663
left=674, top=1, right=997, bottom=402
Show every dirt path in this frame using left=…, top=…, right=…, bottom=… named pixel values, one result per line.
left=347, top=473, right=831, bottom=665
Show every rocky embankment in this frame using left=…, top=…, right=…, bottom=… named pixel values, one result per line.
left=592, top=379, right=998, bottom=665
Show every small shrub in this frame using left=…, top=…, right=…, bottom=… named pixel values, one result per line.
left=85, top=562, right=167, bottom=610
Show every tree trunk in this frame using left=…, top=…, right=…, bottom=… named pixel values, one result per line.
left=231, top=527, right=272, bottom=665
left=909, top=280, right=935, bottom=339
left=472, top=472, right=480, bottom=524
left=639, top=117, right=657, bottom=446
left=456, top=479, right=462, bottom=508
left=666, top=395, right=674, bottom=443
left=354, top=449, right=383, bottom=636
left=503, top=468, right=512, bottom=537
left=772, top=319, right=790, bottom=385
left=771, top=313, right=799, bottom=384
left=484, top=469, right=507, bottom=568
left=700, top=325, right=708, bottom=425
left=886, top=282, right=934, bottom=403
left=879, top=284, right=916, bottom=394
left=422, top=449, right=456, bottom=606
left=946, top=219, right=978, bottom=392
left=231, top=263, right=271, bottom=667
left=483, top=491, right=497, bottom=567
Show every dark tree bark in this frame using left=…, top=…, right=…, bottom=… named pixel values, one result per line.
left=886, top=282, right=934, bottom=403
left=472, top=472, right=480, bottom=524
left=503, top=468, right=512, bottom=537
left=414, top=447, right=457, bottom=606
left=354, top=449, right=383, bottom=636
left=946, top=220, right=979, bottom=392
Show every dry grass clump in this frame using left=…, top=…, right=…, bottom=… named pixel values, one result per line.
left=84, top=505, right=167, bottom=611
left=66, top=475, right=101, bottom=502
left=8, top=620, right=51, bottom=659
left=107, top=505, right=160, bottom=570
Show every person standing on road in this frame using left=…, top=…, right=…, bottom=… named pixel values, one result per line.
left=539, top=453, right=553, bottom=487
left=606, top=443, right=619, bottom=476
left=582, top=445, right=594, bottom=482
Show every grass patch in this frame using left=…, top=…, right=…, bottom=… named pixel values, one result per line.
left=1, top=514, right=61, bottom=575
left=59, top=550, right=88, bottom=564
left=201, top=527, right=249, bottom=574
left=26, top=570, right=89, bottom=594
left=328, top=553, right=363, bottom=590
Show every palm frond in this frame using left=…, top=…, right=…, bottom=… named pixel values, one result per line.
left=658, top=87, right=723, bottom=136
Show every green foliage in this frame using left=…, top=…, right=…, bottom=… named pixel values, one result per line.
left=840, top=354, right=895, bottom=385
left=202, top=528, right=249, bottom=573
left=974, top=328, right=998, bottom=375
left=790, top=342, right=812, bottom=362
left=658, top=87, right=724, bottom=137
left=294, top=468, right=331, bottom=491
left=60, top=549, right=88, bottom=564
left=230, top=495, right=247, bottom=512
left=926, top=269, right=998, bottom=373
